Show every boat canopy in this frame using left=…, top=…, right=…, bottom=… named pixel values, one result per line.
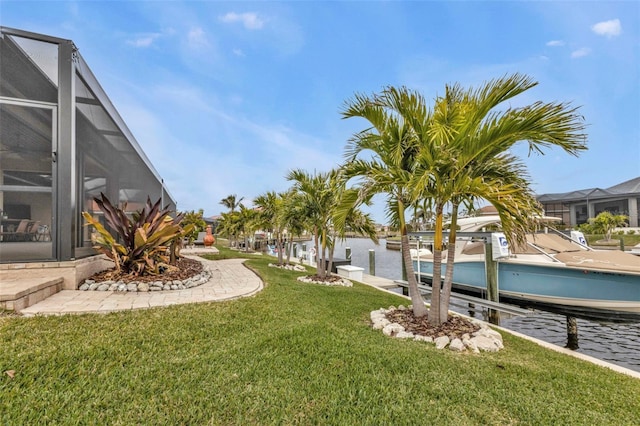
left=456, top=215, right=562, bottom=232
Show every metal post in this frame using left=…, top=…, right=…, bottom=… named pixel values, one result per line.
left=484, top=241, right=499, bottom=325
left=346, top=247, right=351, bottom=260
left=619, top=238, right=625, bottom=251
left=368, top=249, right=375, bottom=276
left=566, top=316, right=579, bottom=349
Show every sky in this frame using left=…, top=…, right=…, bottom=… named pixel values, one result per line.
left=2, top=1, right=639, bottom=223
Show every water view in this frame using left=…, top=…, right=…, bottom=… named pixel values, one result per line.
left=297, top=238, right=640, bottom=373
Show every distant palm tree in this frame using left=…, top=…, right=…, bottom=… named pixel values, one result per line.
left=254, top=191, right=287, bottom=265
left=220, top=194, right=244, bottom=213
left=287, top=169, right=338, bottom=278
left=220, top=194, right=245, bottom=246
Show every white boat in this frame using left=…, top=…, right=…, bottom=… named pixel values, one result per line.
left=413, top=215, right=640, bottom=319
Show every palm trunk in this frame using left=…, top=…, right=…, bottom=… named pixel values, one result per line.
left=277, top=231, right=284, bottom=265
left=328, top=241, right=335, bottom=278
left=313, top=229, right=321, bottom=275
left=397, top=202, right=428, bottom=317
left=402, top=232, right=428, bottom=317
left=286, top=239, right=293, bottom=264
left=428, top=204, right=444, bottom=326
left=320, top=230, right=328, bottom=279
left=440, top=202, right=459, bottom=323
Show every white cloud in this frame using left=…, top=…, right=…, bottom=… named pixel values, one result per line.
left=127, top=33, right=160, bottom=48
left=232, top=48, right=245, bottom=57
left=546, top=40, right=565, bottom=47
left=187, top=27, right=208, bottom=48
left=571, top=47, right=591, bottom=58
left=591, top=19, right=622, bottom=38
left=219, top=12, right=265, bottom=30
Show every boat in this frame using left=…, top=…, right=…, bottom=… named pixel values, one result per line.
left=412, top=215, right=640, bottom=319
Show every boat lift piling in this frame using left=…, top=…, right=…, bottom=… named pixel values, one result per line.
left=369, top=249, right=376, bottom=276
left=484, top=241, right=500, bottom=324
left=566, top=316, right=579, bottom=349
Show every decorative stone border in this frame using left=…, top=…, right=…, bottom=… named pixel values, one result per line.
left=268, top=263, right=307, bottom=272
left=297, top=275, right=353, bottom=287
left=371, top=305, right=504, bottom=353
left=78, top=265, right=212, bottom=292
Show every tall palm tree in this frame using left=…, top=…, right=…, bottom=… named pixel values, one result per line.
left=342, top=75, right=587, bottom=325
left=341, top=87, right=429, bottom=317
left=410, top=73, right=587, bottom=325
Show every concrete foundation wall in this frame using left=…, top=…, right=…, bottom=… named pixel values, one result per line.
left=0, top=255, right=113, bottom=290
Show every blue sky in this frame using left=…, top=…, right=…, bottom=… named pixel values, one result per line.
left=2, top=1, right=639, bottom=223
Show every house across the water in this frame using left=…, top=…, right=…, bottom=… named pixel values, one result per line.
left=537, top=176, right=640, bottom=227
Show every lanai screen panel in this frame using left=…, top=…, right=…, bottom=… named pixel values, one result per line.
left=0, top=33, right=56, bottom=261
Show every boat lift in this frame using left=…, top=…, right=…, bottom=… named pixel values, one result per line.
left=405, top=229, right=536, bottom=319
left=392, top=279, right=534, bottom=317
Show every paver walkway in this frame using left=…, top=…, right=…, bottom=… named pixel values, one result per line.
left=19, top=257, right=263, bottom=316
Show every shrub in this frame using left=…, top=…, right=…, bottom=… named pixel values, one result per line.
left=83, top=193, right=193, bottom=276
left=588, top=212, right=628, bottom=241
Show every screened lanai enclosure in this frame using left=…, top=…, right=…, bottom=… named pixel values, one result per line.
left=0, top=27, right=175, bottom=263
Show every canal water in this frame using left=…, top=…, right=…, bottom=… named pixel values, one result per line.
left=297, top=238, right=640, bottom=373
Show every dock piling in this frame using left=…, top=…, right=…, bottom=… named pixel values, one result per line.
left=566, top=316, right=579, bottom=349
left=369, top=249, right=376, bottom=276
left=484, top=241, right=500, bottom=325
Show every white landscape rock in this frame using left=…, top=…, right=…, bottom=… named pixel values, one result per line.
left=434, top=336, right=450, bottom=350
left=372, top=317, right=391, bottom=330
left=449, top=338, right=466, bottom=352
left=470, top=335, right=501, bottom=352
left=382, top=323, right=406, bottom=337
left=396, top=331, right=415, bottom=339
left=414, top=335, right=433, bottom=343
left=371, top=305, right=504, bottom=353
left=79, top=264, right=212, bottom=292
left=296, top=275, right=353, bottom=287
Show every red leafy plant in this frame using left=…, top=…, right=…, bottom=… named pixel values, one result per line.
left=82, top=193, right=194, bottom=277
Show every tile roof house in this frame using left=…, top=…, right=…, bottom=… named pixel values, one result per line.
left=537, top=176, right=640, bottom=227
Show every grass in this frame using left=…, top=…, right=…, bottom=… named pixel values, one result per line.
left=586, top=233, right=640, bottom=248
left=1, top=246, right=639, bottom=424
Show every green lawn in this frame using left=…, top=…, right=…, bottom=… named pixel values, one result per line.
left=1, top=247, right=638, bottom=425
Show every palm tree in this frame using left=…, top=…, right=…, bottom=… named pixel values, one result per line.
left=216, top=211, right=241, bottom=248
left=341, top=87, right=429, bottom=317
left=254, top=191, right=287, bottom=265
left=342, top=74, right=587, bottom=325
left=287, top=169, right=338, bottom=279
left=220, top=194, right=245, bottom=247
left=237, top=204, right=258, bottom=252
left=219, top=194, right=245, bottom=213
left=411, top=74, right=587, bottom=325
left=280, top=189, right=307, bottom=264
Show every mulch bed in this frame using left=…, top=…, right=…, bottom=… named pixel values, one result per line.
left=86, top=257, right=203, bottom=283
left=385, top=309, right=481, bottom=339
